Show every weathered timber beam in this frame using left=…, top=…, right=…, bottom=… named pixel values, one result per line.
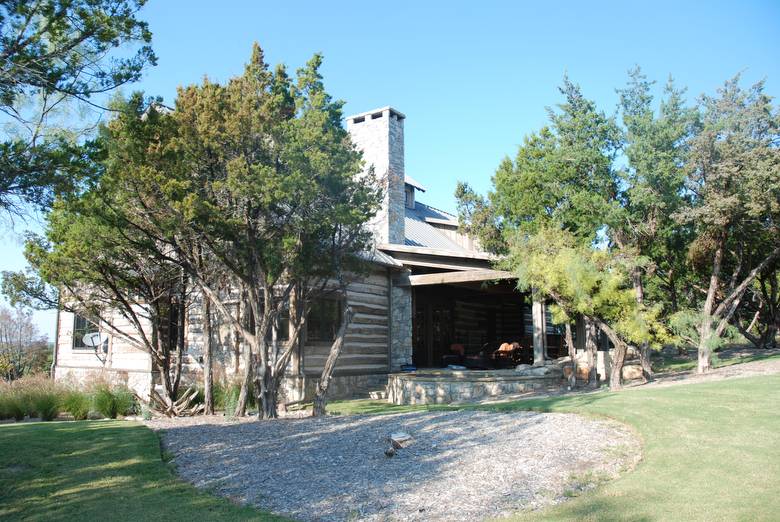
left=407, top=269, right=515, bottom=286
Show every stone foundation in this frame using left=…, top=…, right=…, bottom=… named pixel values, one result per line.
left=281, top=373, right=389, bottom=403
left=55, top=366, right=153, bottom=399
left=387, top=369, right=565, bottom=405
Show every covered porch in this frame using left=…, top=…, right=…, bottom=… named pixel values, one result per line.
left=406, top=268, right=566, bottom=370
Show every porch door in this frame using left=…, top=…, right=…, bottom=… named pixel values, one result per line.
left=413, top=290, right=453, bottom=368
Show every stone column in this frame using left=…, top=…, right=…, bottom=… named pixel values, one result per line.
left=389, top=270, right=413, bottom=371
left=532, top=293, right=546, bottom=366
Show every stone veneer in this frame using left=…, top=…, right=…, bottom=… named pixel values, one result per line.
left=389, top=276, right=413, bottom=371
left=346, top=107, right=406, bottom=245
left=387, top=369, right=565, bottom=405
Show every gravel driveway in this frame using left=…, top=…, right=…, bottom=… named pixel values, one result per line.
left=149, top=410, right=638, bottom=521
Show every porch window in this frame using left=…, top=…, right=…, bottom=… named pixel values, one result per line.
left=306, top=298, right=343, bottom=342
left=72, top=314, right=97, bottom=350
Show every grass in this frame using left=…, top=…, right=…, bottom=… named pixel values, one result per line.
left=652, top=351, right=780, bottom=373
left=0, top=420, right=284, bottom=521
left=327, top=374, right=780, bottom=521
left=2, top=364, right=778, bottom=521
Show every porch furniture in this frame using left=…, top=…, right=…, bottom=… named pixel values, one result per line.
left=441, top=343, right=465, bottom=367
left=490, top=342, right=522, bottom=369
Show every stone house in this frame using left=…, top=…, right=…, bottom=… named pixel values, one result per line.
left=53, top=106, right=584, bottom=402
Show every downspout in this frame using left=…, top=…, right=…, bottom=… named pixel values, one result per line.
left=51, top=293, right=61, bottom=378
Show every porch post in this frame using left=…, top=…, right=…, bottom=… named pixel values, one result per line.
left=532, top=291, right=546, bottom=366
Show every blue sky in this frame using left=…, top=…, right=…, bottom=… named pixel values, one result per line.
left=2, top=0, right=779, bottom=336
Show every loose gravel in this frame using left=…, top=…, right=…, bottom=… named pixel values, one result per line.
left=148, top=410, right=639, bottom=521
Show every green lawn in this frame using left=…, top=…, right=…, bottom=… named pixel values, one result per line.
left=330, top=375, right=780, bottom=521
left=651, top=350, right=780, bottom=373
left=0, top=420, right=282, bottom=521
left=2, top=374, right=778, bottom=521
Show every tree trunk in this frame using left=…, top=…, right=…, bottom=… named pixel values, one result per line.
left=584, top=317, right=598, bottom=386
left=202, top=295, right=214, bottom=415
left=235, top=346, right=254, bottom=417
left=235, top=292, right=255, bottom=417
left=564, top=322, right=577, bottom=389
left=698, top=236, right=724, bottom=373
left=313, top=304, right=354, bottom=417
left=631, top=268, right=653, bottom=382
left=592, top=318, right=628, bottom=391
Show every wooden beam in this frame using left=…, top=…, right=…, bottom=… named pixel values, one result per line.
left=408, top=269, right=515, bottom=286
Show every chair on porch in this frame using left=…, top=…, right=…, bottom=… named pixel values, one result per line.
left=489, top=342, right=522, bottom=368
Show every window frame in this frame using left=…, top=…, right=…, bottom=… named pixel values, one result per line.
left=72, top=313, right=98, bottom=351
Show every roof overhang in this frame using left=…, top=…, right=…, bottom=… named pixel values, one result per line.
left=378, top=243, right=497, bottom=261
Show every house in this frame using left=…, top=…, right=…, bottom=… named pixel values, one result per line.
left=53, top=106, right=579, bottom=403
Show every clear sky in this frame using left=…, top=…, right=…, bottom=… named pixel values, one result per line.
left=2, top=0, right=779, bottom=337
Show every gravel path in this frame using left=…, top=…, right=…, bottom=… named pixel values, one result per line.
left=149, top=410, right=638, bottom=521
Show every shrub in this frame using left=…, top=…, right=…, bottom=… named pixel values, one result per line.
left=92, top=384, right=135, bottom=419
left=62, top=390, right=91, bottom=420
left=6, top=392, right=26, bottom=421
left=31, top=390, right=60, bottom=421
left=0, top=374, right=62, bottom=421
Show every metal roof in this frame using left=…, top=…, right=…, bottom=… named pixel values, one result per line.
left=403, top=201, right=471, bottom=253
left=404, top=175, right=427, bottom=192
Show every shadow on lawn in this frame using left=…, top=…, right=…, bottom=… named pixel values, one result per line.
left=0, top=421, right=271, bottom=521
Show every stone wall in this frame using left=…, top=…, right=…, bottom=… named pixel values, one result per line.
left=346, top=107, right=405, bottom=245
left=389, top=275, right=413, bottom=371
left=55, top=365, right=153, bottom=400
left=281, top=372, right=388, bottom=403
left=387, top=369, right=565, bottom=405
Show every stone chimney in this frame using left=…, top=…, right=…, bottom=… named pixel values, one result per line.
left=346, top=106, right=405, bottom=245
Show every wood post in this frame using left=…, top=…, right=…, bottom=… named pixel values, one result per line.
left=532, top=292, right=546, bottom=366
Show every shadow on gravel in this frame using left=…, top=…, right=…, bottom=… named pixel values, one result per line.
left=157, top=409, right=619, bottom=521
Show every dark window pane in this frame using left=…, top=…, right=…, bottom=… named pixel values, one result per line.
left=73, top=314, right=97, bottom=350
left=307, top=299, right=342, bottom=342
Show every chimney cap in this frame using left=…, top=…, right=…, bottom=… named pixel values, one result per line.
left=345, top=106, right=405, bottom=123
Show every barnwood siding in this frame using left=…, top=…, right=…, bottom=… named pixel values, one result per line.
left=302, top=270, right=390, bottom=376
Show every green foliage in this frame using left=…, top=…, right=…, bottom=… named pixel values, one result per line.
left=0, top=0, right=156, bottom=214
left=507, top=226, right=669, bottom=348
left=92, top=384, right=135, bottom=419
left=668, top=310, right=740, bottom=351
left=62, top=390, right=91, bottom=421
left=0, top=374, right=62, bottom=421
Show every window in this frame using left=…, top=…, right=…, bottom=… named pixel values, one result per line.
left=265, top=309, right=290, bottom=343
left=306, top=299, right=343, bottom=342
left=73, top=314, right=97, bottom=350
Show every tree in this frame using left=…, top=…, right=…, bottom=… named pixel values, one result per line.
left=615, top=67, right=694, bottom=379
left=677, top=76, right=780, bottom=372
left=3, top=190, right=198, bottom=414
left=96, top=45, right=381, bottom=419
left=0, top=0, right=155, bottom=214
left=457, top=76, right=625, bottom=383
left=0, top=305, right=49, bottom=380
left=506, top=227, right=668, bottom=390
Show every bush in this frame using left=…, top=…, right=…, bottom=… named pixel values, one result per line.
left=31, top=390, right=60, bottom=421
left=0, top=374, right=62, bottom=421
left=62, top=390, right=91, bottom=420
left=92, top=384, right=135, bottom=419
